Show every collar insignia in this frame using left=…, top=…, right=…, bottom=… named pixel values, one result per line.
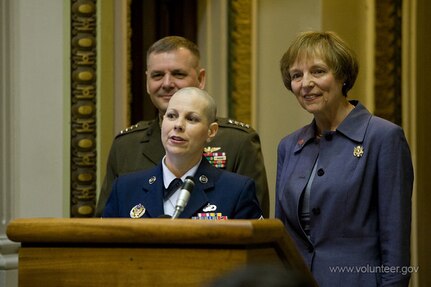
left=199, top=175, right=208, bottom=184
left=148, top=176, right=156, bottom=184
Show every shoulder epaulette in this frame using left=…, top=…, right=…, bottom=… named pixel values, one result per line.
left=217, top=117, right=253, bottom=131
left=116, top=120, right=154, bottom=138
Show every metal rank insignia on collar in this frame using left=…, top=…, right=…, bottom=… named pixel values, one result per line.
left=129, top=203, right=146, bottom=218
left=203, top=147, right=226, bottom=168
left=353, top=145, right=364, bottom=158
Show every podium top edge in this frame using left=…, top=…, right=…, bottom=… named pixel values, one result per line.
left=6, top=218, right=286, bottom=245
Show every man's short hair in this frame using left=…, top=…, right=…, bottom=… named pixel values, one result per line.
left=146, top=36, right=200, bottom=62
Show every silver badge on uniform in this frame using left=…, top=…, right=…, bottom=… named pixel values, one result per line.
left=203, top=204, right=217, bottom=212
left=149, top=176, right=156, bottom=184
left=130, top=203, right=146, bottom=218
left=199, top=175, right=208, bottom=183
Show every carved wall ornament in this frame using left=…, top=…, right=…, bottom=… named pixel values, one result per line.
left=70, top=0, right=97, bottom=217
left=228, top=0, right=252, bottom=125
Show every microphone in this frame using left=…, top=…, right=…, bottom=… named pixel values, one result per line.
left=171, top=176, right=195, bottom=219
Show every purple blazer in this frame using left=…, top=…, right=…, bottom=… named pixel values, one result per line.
left=275, top=101, right=413, bottom=287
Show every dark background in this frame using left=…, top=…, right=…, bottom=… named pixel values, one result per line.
left=130, top=0, right=198, bottom=123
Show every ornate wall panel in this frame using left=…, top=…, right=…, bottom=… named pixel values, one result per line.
left=374, top=0, right=402, bottom=125
left=228, top=0, right=252, bottom=124
left=70, top=0, right=97, bottom=217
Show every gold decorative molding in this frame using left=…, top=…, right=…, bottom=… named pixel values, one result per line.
left=374, top=0, right=402, bottom=125
left=70, top=0, right=97, bottom=217
left=228, top=0, right=252, bottom=124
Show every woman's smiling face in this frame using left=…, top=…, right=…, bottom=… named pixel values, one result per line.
left=289, top=55, right=344, bottom=115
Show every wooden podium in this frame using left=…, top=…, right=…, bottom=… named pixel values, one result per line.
left=7, top=218, right=316, bottom=287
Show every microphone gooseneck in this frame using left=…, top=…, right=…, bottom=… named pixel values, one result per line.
left=171, top=176, right=195, bottom=219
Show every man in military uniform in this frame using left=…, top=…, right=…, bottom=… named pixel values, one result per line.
left=95, top=36, right=269, bottom=217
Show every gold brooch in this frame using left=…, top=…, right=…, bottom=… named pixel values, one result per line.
left=353, top=145, right=364, bottom=158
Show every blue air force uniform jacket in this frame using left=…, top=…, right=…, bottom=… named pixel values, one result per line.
left=103, top=157, right=263, bottom=219
left=96, top=117, right=269, bottom=217
left=275, top=101, right=413, bottom=287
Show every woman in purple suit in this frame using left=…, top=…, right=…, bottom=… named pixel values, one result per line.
left=276, top=31, right=413, bottom=287
left=103, top=87, right=262, bottom=220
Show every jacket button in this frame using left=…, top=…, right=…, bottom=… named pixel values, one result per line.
left=312, top=208, right=321, bottom=215
left=325, top=133, right=333, bottom=141
left=317, top=168, right=324, bottom=176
